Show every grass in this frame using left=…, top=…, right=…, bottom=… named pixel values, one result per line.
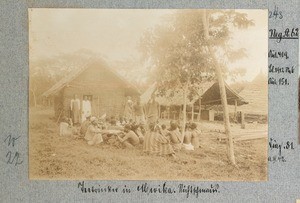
left=29, top=107, right=267, bottom=181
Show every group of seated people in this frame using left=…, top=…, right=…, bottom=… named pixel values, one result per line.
left=59, top=115, right=201, bottom=157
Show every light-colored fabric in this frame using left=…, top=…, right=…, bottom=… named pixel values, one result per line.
left=87, top=134, right=103, bottom=145
left=82, top=100, right=91, bottom=122
left=59, top=122, right=72, bottom=136
left=182, top=143, right=194, bottom=151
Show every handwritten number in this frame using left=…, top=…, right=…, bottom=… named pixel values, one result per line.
left=4, top=135, right=20, bottom=147
left=269, top=6, right=283, bottom=19
left=4, top=134, right=23, bottom=166
left=6, top=151, right=23, bottom=166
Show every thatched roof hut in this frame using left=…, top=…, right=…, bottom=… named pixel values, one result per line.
left=43, top=58, right=140, bottom=120
left=141, top=81, right=247, bottom=107
left=197, top=82, right=248, bottom=106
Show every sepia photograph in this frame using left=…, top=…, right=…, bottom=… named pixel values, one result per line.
left=29, top=9, right=268, bottom=181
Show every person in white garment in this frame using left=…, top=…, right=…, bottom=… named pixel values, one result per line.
left=82, top=96, right=91, bottom=122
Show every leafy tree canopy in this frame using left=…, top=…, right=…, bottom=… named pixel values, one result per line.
left=139, top=10, right=254, bottom=99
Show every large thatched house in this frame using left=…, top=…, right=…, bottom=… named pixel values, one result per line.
left=42, top=58, right=140, bottom=120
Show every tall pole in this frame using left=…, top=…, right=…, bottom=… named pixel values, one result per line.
left=181, top=82, right=188, bottom=143
left=202, top=10, right=236, bottom=165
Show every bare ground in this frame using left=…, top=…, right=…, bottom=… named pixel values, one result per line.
left=29, top=107, right=267, bottom=181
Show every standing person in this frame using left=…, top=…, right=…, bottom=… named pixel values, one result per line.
left=146, top=94, right=159, bottom=125
left=133, top=98, right=145, bottom=125
left=70, top=94, right=80, bottom=124
left=82, top=96, right=91, bottom=123
left=123, top=96, right=134, bottom=121
left=84, top=117, right=103, bottom=146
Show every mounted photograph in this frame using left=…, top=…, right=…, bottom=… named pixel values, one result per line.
left=29, top=9, right=268, bottom=181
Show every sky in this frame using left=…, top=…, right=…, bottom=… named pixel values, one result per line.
left=29, top=9, right=268, bottom=82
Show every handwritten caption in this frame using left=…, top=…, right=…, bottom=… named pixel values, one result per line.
left=4, top=135, right=23, bottom=166
left=268, top=138, right=295, bottom=163
left=268, top=5, right=298, bottom=86
left=77, top=181, right=220, bottom=198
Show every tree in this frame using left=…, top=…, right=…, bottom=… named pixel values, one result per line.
left=202, top=10, right=235, bottom=164
left=139, top=10, right=253, bottom=160
left=29, top=49, right=99, bottom=107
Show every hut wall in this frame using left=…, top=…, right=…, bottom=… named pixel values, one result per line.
left=61, top=64, right=132, bottom=119
left=201, top=109, right=215, bottom=121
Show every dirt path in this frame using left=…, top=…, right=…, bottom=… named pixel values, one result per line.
left=29, top=108, right=267, bottom=181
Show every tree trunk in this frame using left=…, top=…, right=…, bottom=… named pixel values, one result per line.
left=191, top=103, right=194, bottom=122
left=198, top=98, right=201, bottom=121
left=181, top=82, right=188, bottom=143
left=202, top=10, right=236, bottom=165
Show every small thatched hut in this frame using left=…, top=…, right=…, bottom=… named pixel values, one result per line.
left=42, top=58, right=140, bottom=120
left=141, top=81, right=247, bottom=121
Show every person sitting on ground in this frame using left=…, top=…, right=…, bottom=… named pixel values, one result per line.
left=191, top=123, right=200, bottom=149
left=144, top=123, right=175, bottom=156
left=160, top=124, right=169, bottom=137
left=59, top=116, right=73, bottom=136
left=182, top=124, right=194, bottom=151
left=79, top=115, right=91, bottom=137
left=117, top=124, right=140, bottom=148
left=143, top=123, right=154, bottom=154
left=136, top=124, right=145, bottom=143
left=149, top=123, right=175, bottom=157
left=84, top=117, right=103, bottom=146
left=129, top=122, right=145, bottom=143
left=167, top=121, right=182, bottom=151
